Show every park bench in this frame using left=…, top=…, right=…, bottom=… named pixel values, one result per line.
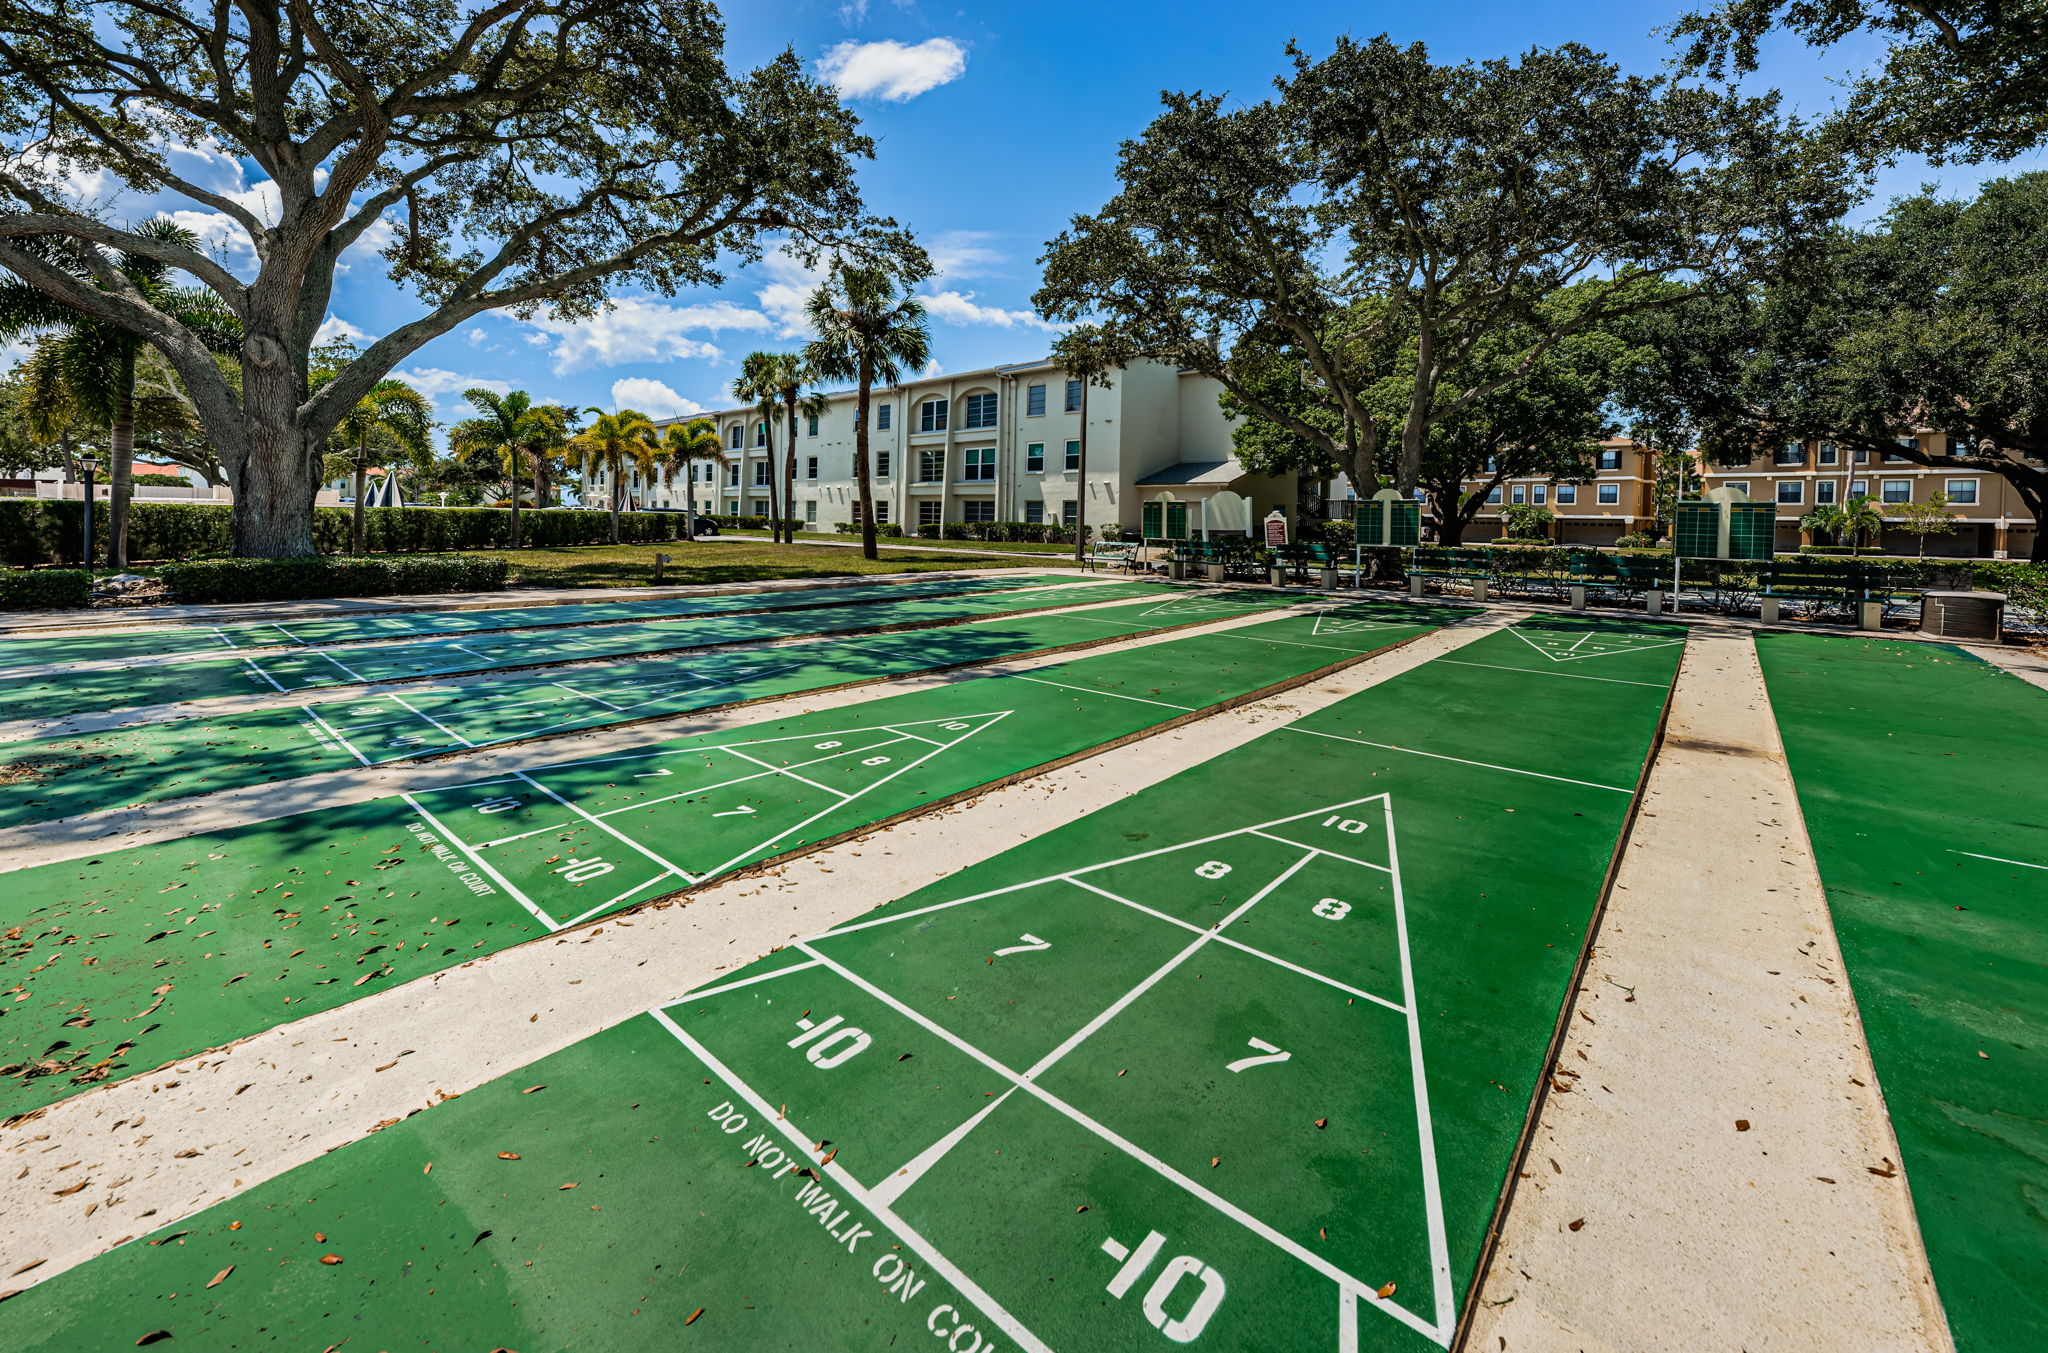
left=1406, top=546, right=1495, bottom=601
left=1763, top=558, right=1871, bottom=624
left=1084, top=540, right=1140, bottom=573
left=1272, top=542, right=1340, bottom=586
left=1570, top=552, right=1675, bottom=613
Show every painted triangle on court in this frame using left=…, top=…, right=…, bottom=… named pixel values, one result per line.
left=1136, top=593, right=1262, bottom=618
left=1507, top=625, right=1684, bottom=662
left=1312, top=610, right=1407, bottom=635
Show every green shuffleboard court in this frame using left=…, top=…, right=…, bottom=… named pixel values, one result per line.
left=0, top=590, right=1302, bottom=826
left=1756, top=633, right=2048, bottom=1353
left=0, top=601, right=1454, bottom=1114
left=0, top=571, right=1078, bottom=671
left=0, top=579, right=1166, bottom=724
left=0, top=617, right=1683, bottom=1349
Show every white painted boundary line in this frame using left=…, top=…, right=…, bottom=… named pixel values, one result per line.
left=1286, top=727, right=1633, bottom=795
left=649, top=1009, right=1059, bottom=1353
left=512, top=770, right=695, bottom=884
left=398, top=792, right=561, bottom=930
left=1005, top=675, right=1195, bottom=711
left=1436, top=658, right=1669, bottom=689
left=1950, top=849, right=2045, bottom=871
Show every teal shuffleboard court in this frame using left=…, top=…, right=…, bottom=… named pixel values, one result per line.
left=0, top=579, right=1165, bottom=723
left=0, top=601, right=1456, bottom=1116
left=0, top=590, right=1307, bottom=826
left=0, top=616, right=1682, bottom=1350
left=0, top=571, right=1082, bottom=670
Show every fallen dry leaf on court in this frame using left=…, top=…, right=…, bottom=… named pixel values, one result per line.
left=819, top=1148, right=838, bottom=1167
left=319, top=1254, right=343, bottom=1265
left=421, top=1162, right=432, bottom=1175
left=685, top=1308, right=704, bottom=1326
left=497, top=1152, right=520, bottom=1160
left=1376, top=1281, right=1397, bottom=1299
left=1567, top=1218, right=1586, bottom=1232
left=559, top=1182, right=578, bottom=1190
left=228, top=1222, right=241, bottom=1230
left=1075, top=1205, right=1089, bottom=1213
left=1314, top=1118, right=1327, bottom=1129
left=314, top=1233, right=325, bottom=1243
left=1210, top=1157, right=1220, bottom=1169
left=1868, top=1161, right=1898, bottom=1177
left=52, top=1180, right=87, bottom=1197
left=522, top=1085, right=545, bottom=1094
left=1735, top=1119, right=1751, bottom=1132
left=135, top=1331, right=172, bottom=1346
left=206, top=1266, right=233, bottom=1289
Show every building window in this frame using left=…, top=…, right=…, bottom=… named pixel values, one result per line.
left=753, top=462, right=770, bottom=486
left=919, top=500, right=942, bottom=525
left=1881, top=479, right=1912, bottom=503
left=1026, top=384, right=1046, bottom=417
left=1946, top=435, right=1970, bottom=455
left=1532, top=485, right=1547, bottom=505
left=1484, top=488, right=1502, bottom=504
left=1064, top=379, right=1083, bottom=412
left=917, top=448, right=944, bottom=483
left=1853, top=448, right=1869, bottom=464
left=806, top=457, right=818, bottom=480
left=1483, top=456, right=1498, bottom=473
left=1819, top=442, right=1838, bottom=465
left=1890, top=435, right=1917, bottom=460
left=1945, top=478, right=1978, bottom=504
left=726, top=498, right=738, bottom=514
left=1025, top=442, right=1045, bottom=473
left=725, top=464, right=740, bottom=487
left=1597, top=449, right=1620, bottom=471
left=807, top=415, right=819, bottom=437
left=1816, top=480, right=1837, bottom=505
left=755, top=421, right=768, bottom=448
left=1723, top=480, right=1750, bottom=497
left=1775, top=443, right=1805, bottom=465
left=877, top=403, right=892, bottom=430
left=727, top=423, right=742, bottom=449
left=1555, top=484, right=1576, bottom=504
left=962, top=392, right=998, bottom=430
left=919, top=398, right=948, bottom=432
left=1850, top=479, right=1868, bottom=496
left=1597, top=484, right=1620, bottom=504
left=1024, top=500, right=1044, bottom=524
left=804, top=500, right=817, bottom=523
left=1510, top=484, right=1526, bottom=504
left=1777, top=480, right=1804, bottom=505
left=962, top=446, right=996, bottom=481
left=1064, top=439, right=1080, bottom=470
left=1063, top=500, right=1079, bottom=525
left=876, top=450, right=891, bottom=478
left=874, top=500, right=890, bottom=523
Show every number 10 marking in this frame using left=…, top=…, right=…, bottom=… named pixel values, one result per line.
left=1100, top=1228, right=1227, bottom=1343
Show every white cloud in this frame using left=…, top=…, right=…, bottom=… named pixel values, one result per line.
left=919, top=289, right=1057, bottom=331
left=392, top=367, right=512, bottom=409
left=753, top=245, right=830, bottom=338
left=524, top=296, right=766, bottom=374
left=314, top=315, right=370, bottom=347
left=927, top=230, right=1005, bottom=282
left=464, top=327, right=488, bottom=346
left=921, top=359, right=944, bottom=378
left=818, top=38, right=967, bottom=103
left=836, top=0, right=869, bottom=22
left=612, top=378, right=707, bottom=420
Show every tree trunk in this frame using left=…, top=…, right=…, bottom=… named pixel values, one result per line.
left=783, top=399, right=800, bottom=544
left=854, top=363, right=877, bottom=561
left=610, top=474, right=623, bottom=544
left=1430, top=488, right=1466, bottom=545
left=107, top=344, right=137, bottom=569
left=351, top=451, right=368, bottom=554
left=226, top=426, right=323, bottom=558
left=509, top=453, right=523, bottom=550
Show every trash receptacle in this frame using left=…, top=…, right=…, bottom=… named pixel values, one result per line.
left=1919, top=590, right=2006, bottom=642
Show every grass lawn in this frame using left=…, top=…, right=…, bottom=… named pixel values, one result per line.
left=472, top=539, right=1045, bottom=589
left=722, top=527, right=1084, bottom=557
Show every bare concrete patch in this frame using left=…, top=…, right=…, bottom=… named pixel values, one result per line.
left=1466, top=626, right=1949, bottom=1353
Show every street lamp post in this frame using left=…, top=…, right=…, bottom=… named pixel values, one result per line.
left=78, top=452, right=101, bottom=572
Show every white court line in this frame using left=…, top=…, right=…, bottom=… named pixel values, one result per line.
left=720, top=747, right=854, bottom=800
left=1951, top=849, right=2046, bottom=871
left=511, top=771, right=698, bottom=883
left=1005, top=675, right=1194, bottom=711
left=1287, top=727, right=1633, bottom=794
left=398, top=793, right=561, bottom=930
left=1247, top=828, right=1392, bottom=874
left=1212, top=630, right=1387, bottom=655
left=557, top=868, right=682, bottom=928
left=588, top=737, right=915, bottom=820
left=649, top=1011, right=1058, bottom=1353
left=664, top=957, right=821, bottom=1004
left=790, top=943, right=1446, bottom=1345
left=241, top=658, right=288, bottom=693
left=688, top=713, right=1012, bottom=883
left=811, top=794, right=1397, bottom=943
left=1437, top=658, right=1667, bottom=688
left=298, top=706, right=374, bottom=766
left=314, top=649, right=371, bottom=682
left=380, top=692, right=478, bottom=750
left=1060, top=876, right=1407, bottom=1015
left=868, top=1088, right=1016, bottom=1209
left=552, top=681, right=624, bottom=711
left=1021, top=851, right=1315, bottom=1081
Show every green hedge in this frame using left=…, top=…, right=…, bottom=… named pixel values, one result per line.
left=0, top=569, right=92, bottom=611
left=912, top=520, right=1092, bottom=544
left=829, top=520, right=905, bottom=538
left=158, top=555, right=510, bottom=604
left=0, top=500, right=687, bottom=565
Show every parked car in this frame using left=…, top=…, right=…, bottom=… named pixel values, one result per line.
left=693, top=515, right=720, bottom=536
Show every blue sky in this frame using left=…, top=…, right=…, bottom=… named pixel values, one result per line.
left=27, top=1, right=2048, bottom=431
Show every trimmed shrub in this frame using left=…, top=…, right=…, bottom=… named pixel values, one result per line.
left=0, top=569, right=92, bottom=610
left=159, top=554, right=509, bottom=604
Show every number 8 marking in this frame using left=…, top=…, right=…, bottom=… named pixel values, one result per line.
left=1312, top=898, right=1351, bottom=920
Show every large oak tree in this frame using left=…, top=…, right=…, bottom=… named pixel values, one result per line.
left=0, top=0, right=909, bottom=556
left=1035, top=36, right=1849, bottom=498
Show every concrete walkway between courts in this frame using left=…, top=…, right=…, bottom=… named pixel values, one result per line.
left=0, top=609, right=1516, bottom=1292
left=1466, top=624, right=1950, bottom=1353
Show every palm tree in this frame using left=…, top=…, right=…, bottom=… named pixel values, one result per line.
left=1841, top=493, right=1885, bottom=556
left=0, top=219, right=237, bottom=567
left=1800, top=503, right=1849, bottom=549
left=450, top=390, right=572, bottom=550
left=733, top=351, right=826, bottom=544
left=328, top=381, right=435, bottom=553
left=570, top=408, right=659, bottom=543
left=655, top=417, right=727, bottom=526
left=804, top=266, right=930, bottom=560
left=731, top=353, right=786, bottom=537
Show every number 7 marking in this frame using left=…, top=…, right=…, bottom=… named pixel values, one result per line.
left=1225, top=1038, right=1290, bottom=1073
left=993, top=933, right=1050, bottom=957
